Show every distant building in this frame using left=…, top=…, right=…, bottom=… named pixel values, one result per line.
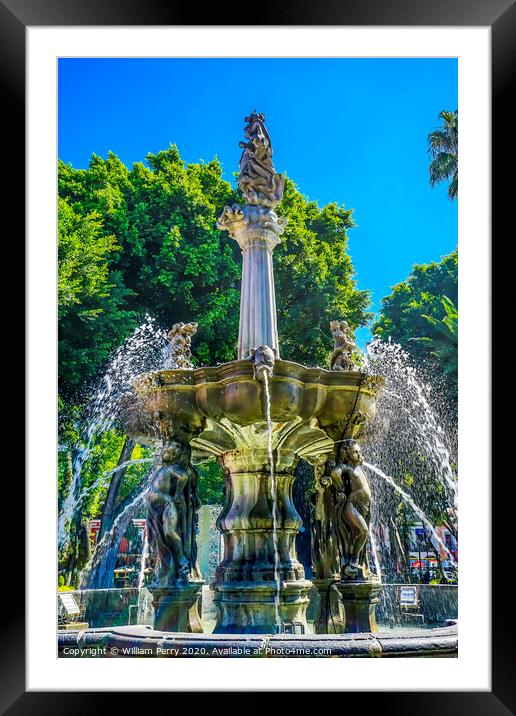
left=89, top=517, right=146, bottom=543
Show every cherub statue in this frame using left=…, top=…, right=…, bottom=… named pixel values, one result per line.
left=146, top=440, right=201, bottom=587
left=165, top=322, right=198, bottom=369
left=329, top=320, right=357, bottom=371
left=330, top=440, right=372, bottom=580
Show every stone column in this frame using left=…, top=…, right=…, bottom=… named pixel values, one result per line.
left=238, top=230, right=280, bottom=359
left=218, top=204, right=286, bottom=360
left=211, top=449, right=311, bottom=634
left=217, top=111, right=288, bottom=360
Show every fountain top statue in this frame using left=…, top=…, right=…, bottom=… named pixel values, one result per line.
left=218, top=112, right=287, bottom=358
left=238, top=111, right=285, bottom=208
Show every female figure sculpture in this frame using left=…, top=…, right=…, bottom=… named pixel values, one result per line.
left=330, top=440, right=372, bottom=580
left=146, top=440, right=201, bottom=586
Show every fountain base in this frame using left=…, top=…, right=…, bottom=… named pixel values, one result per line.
left=335, top=579, right=381, bottom=633
left=150, top=581, right=204, bottom=633
left=59, top=621, right=458, bottom=657
left=212, top=579, right=312, bottom=634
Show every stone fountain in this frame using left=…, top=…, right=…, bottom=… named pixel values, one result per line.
left=124, top=111, right=383, bottom=635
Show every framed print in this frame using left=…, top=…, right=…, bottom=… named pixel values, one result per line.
left=4, top=0, right=512, bottom=709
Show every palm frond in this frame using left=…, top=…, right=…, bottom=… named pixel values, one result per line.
left=427, top=110, right=458, bottom=199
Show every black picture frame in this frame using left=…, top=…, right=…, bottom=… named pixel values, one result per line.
left=7, top=0, right=510, bottom=710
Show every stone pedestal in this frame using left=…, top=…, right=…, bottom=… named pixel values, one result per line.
left=150, top=582, right=204, bottom=633
left=335, top=579, right=381, bottom=634
left=211, top=449, right=312, bottom=633
left=212, top=580, right=311, bottom=634
left=312, top=579, right=345, bottom=634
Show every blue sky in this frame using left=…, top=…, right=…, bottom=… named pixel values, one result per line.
left=58, top=58, right=457, bottom=346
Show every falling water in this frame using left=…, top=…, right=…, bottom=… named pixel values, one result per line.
left=70, top=458, right=155, bottom=515
left=58, top=317, right=167, bottom=551
left=364, top=462, right=457, bottom=567
left=102, top=458, right=155, bottom=480
left=365, top=339, right=457, bottom=511
left=138, top=528, right=149, bottom=590
left=263, top=372, right=282, bottom=631
left=79, top=485, right=150, bottom=588
left=368, top=528, right=383, bottom=583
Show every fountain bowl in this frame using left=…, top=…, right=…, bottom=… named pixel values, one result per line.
left=125, top=358, right=384, bottom=463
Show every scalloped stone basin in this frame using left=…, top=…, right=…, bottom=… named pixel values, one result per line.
left=127, top=359, right=382, bottom=456
left=125, top=359, right=383, bottom=634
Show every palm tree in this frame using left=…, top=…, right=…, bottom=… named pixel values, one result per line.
left=411, top=295, right=458, bottom=388
left=428, top=110, right=458, bottom=200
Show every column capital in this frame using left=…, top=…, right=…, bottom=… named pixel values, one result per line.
left=217, top=203, right=287, bottom=251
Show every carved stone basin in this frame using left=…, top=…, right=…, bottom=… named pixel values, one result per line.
left=126, top=358, right=383, bottom=466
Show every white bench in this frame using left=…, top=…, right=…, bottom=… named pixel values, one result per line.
left=58, top=592, right=82, bottom=625
left=399, top=586, right=424, bottom=625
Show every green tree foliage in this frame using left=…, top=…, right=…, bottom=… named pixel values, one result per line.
left=428, top=110, right=458, bottom=200
left=275, top=178, right=371, bottom=366
left=196, top=459, right=224, bottom=505
left=373, top=252, right=458, bottom=582
left=413, top=295, right=458, bottom=390
left=58, top=197, right=119, bottom=307
left=373, top=249, right=458, bottom=402
left=58, top=146, right=370, bottom=392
